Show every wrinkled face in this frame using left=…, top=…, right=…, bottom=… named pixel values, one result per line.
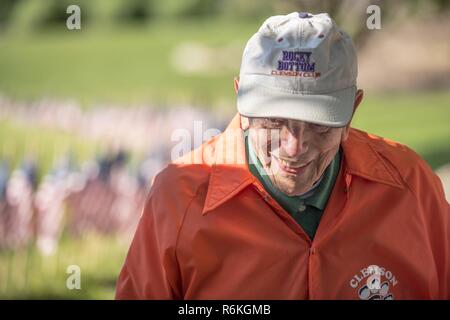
left=248, top=118, right=350, bottom=196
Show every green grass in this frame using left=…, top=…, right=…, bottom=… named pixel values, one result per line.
left=352, top=92, right=450, bottom=169
left=0, top=19, right=260, bottom=107
left=0, top=233, right=128, bottom=299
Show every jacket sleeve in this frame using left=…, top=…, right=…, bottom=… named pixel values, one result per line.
left=414, top=160, right=450, bottom=299
left=115, top=178, right=183, bottom=300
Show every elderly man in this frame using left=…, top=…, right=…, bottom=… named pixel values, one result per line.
left=116, top=12, right=449, bottom=300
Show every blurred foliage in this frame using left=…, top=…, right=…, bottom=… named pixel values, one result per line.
left=217, top=0, right=274, bottom=20
left=0, top=0, right=17, bottom=29
left=35, top=0, right=89, bottom=29
left=1, top=0, right=449, bottom=35
left=155, top=0, right=220, bottom=18
left=115, top=0, right=155, bottom=24
left=275, top=0, right=450, bottom=46
left=6, top=0, right=92, bottom=32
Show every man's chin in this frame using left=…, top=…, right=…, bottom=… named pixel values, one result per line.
left=272, top=175, right=313, bottom=196
left=272, top=176, right=297, bottom=195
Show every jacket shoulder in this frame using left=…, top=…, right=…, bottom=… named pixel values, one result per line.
left=153, top=161, right=211, bottom=199
left=147, top=135, right=219, bottom=209
left=349, top=128, right=444, bottom=195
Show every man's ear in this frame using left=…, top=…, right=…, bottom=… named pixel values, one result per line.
left=341, top=89, right=364, bottom=142
left=353, top=89, right=364, bottom=113
left=234, top=77, right=239, bottom=95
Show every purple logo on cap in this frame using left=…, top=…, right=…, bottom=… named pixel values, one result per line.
left=277, top=51, right=315, bottom=72
left=272, top=50, right=320, bottom=77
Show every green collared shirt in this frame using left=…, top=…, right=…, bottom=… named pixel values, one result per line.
left=245, top=133, right=341, bottom=240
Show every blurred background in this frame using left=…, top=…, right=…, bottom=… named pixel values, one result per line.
left=0, top=0, right=449, bottom=299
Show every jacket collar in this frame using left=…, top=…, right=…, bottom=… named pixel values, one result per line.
left=202, top=114, right=255, bottom=214
left=202, top=115, right=403, bottom=215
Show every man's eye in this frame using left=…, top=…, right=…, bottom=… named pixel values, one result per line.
left=310, top=123, right=330, bottom=133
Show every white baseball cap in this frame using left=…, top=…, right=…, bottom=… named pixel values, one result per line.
left=237, top=12, right=358, bottom=127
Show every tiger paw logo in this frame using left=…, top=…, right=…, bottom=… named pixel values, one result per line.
left=350, top=265, right=398, bottom=300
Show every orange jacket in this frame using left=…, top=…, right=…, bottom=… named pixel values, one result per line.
left=116, top=114, right=449, bottom=300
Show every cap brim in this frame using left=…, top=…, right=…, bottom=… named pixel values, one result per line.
left=237, top=81, right=356, bottom=127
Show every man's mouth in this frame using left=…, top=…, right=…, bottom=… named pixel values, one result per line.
left=271, top=154, right=311, bottom=174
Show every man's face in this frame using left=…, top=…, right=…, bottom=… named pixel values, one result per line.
left=248, top=118, right=350, bottom=196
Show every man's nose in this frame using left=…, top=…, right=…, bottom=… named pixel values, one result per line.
left=281, top=125, right=308, bottom=158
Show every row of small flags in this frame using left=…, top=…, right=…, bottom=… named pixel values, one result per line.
left=0, top=149, right=166, bottom=255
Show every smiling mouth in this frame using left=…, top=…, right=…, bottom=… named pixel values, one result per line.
left=271, top=154, right=311, bottom=174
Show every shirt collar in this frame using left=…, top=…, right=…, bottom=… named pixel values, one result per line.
left=202, top=115, right=403, bottom=215
left=305, top=149, right=341, bottom=210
